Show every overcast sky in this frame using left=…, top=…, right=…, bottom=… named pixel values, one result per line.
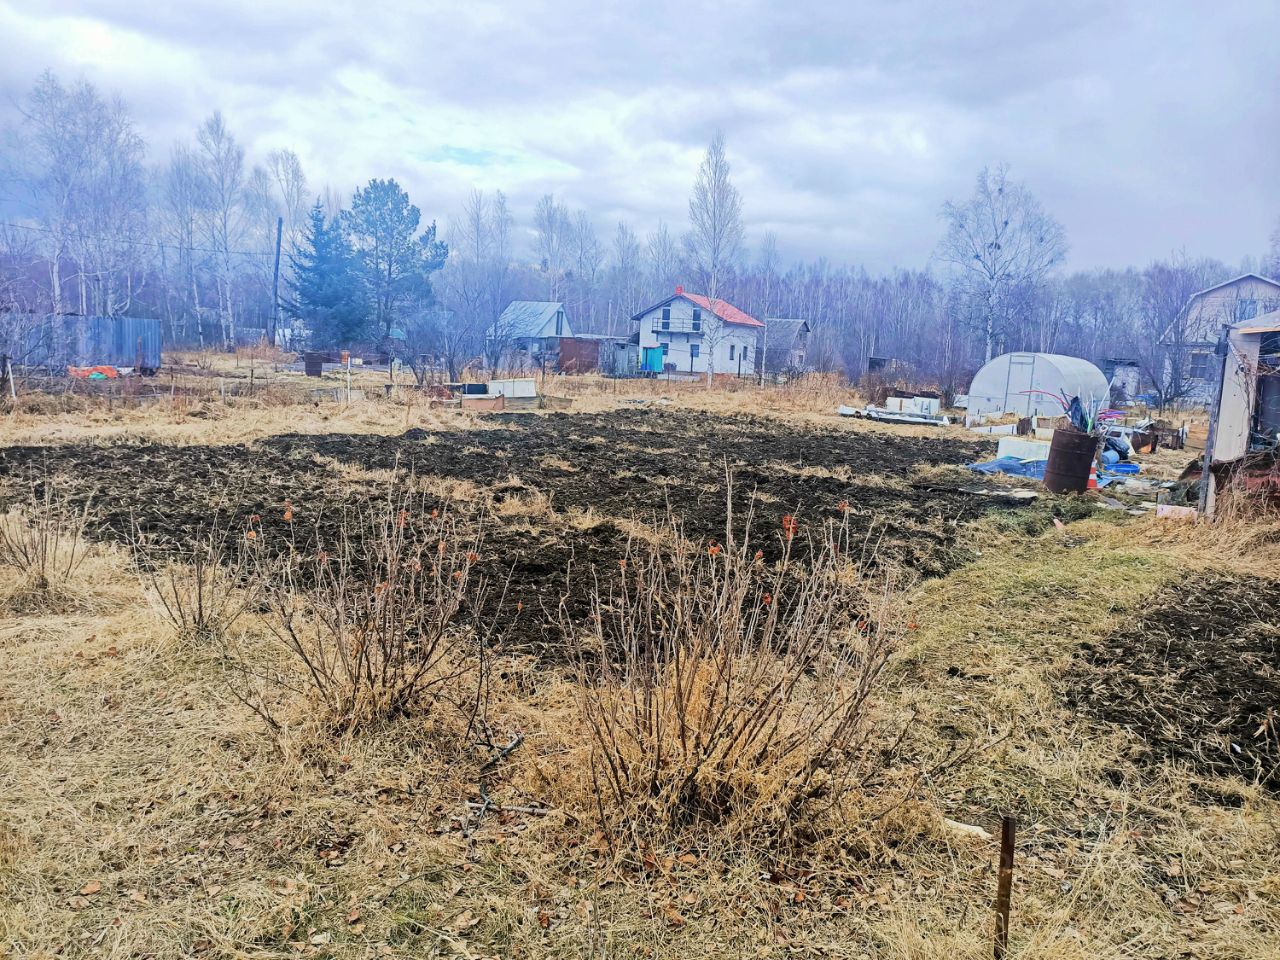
left=2, top=0, right=1277, bottom=272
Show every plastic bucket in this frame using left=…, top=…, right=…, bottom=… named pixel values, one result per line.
left=1044, top=429, right=1099, bottom=494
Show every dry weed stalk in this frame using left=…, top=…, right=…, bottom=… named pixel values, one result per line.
left=0, top=486, right=92, bottom=607
left=133, top=524, right=260, bottom=646
left=244, top=493, right=488, bottom=733
left=573, top=499, right=903, bottom=846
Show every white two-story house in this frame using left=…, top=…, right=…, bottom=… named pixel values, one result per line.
left=632, top=287, right=763, bottom=376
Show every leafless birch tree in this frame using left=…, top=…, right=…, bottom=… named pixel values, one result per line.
left=687, top=131, right=745, bottom=378
left=937, top=164, right=1067, bottom=362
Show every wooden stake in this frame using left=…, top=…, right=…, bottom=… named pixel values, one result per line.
left=994, top=815, right=1016, bottom=959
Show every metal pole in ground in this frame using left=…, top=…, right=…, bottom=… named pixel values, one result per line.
left=994, top=815, right=1016, bottom=959
left=1196, top=327, right=1231, bottom=518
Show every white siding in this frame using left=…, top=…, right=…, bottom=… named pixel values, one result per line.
left=1184, top=277, right=1280, bottom=344
left=635, top=298, right=758, bottom=375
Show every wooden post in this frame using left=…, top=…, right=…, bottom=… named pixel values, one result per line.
left=994, top=815, right=1016, bottom=959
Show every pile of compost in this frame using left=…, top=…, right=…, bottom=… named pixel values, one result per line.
left=1066, top=574, right=1280, bottom=789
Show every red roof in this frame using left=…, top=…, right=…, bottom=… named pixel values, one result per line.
left=682, top=293, right=764, bottom=328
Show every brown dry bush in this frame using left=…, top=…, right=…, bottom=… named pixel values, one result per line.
left=235, top=494, right=489, bottom=734
left=568, top=504, right=905, bottom=848
left=0, top=486, right=92, bottom=611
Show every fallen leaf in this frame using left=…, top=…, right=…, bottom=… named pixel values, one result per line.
left=537, top=908, right=551, bottom=929
left=310, top=931, right=332, bottom=945
left=793, top=890, right=807, bottom=904
left=450, top=909, right=480, bottom=931
left=80, top=880, right=103, bottom=896
left=660, top=902, right=687, bottom=928
left=347, top=908, right=361, bottom=924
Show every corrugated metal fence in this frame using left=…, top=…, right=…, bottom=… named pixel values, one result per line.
left=0, top=314, right=162, bottom=371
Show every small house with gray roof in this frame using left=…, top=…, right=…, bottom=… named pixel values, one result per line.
left=488, top=301, right=572, bottom=364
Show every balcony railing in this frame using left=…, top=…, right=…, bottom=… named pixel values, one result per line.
left=651, top=317, right=704, bottom=334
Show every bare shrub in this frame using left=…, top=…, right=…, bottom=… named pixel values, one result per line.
left=571, top=503, right=904, bottom=846
left=133, top=525, right=260, bottom=647
left=0, top=487, right=92, bottom=609
left=240, top=494, right=488, bottom=733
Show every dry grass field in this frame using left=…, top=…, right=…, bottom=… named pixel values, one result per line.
left=1, top=372, right=1278, bottom=959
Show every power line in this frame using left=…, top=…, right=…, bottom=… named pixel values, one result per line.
left=0, top=220, right=277, bottom=259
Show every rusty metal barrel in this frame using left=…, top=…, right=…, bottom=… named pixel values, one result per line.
left=1044, top=428, right=1098, bottom=494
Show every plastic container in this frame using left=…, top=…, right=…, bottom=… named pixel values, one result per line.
left=1107, top=462, right=1141, bottom=475
left=1044, top=428, right=1099, bottom=494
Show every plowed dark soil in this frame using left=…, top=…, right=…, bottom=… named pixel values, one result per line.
left=1065, top=574, right=1280, bottom=789
left=0, top=409, right=1007, bottom=657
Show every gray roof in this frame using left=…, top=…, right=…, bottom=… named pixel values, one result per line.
left=492, top=301, right=568, bottom=340
left=763, top=318, right=810, bottom=351
left=1188, top=273, right=1280, bottom=301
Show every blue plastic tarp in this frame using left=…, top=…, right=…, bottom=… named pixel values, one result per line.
left=968, top=456, right=1129, bottom=488
left=967, top=457, right=1048, bottom=480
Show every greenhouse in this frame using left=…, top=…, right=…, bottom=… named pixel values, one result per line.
left=966, top=352, right=1110, bottom=418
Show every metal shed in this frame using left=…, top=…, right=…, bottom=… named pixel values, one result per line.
left=966, top=352, right=1109, bottom=418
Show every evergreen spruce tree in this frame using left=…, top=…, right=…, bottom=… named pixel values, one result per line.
left=287, top=201, right=370, bottom=347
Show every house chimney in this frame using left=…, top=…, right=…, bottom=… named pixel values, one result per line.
left=675, top=284, right=683, bottom=295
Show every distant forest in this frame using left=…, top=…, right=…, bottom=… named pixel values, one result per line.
left=1, top=70, right=1275, bottom=396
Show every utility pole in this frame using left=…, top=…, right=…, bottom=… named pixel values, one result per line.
left=269, top=215, right=283, bottom=345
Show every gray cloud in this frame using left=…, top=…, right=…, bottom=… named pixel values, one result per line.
left=2, top=0, right=1278, bottom=271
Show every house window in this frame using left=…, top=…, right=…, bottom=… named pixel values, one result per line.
left=555, top=310, right=564, bottom=336
left=1189, top=352, right=1210, bottom=379
left=661, top=307, right=671, bottom=330
left=660, top=342, right=669, bottom=357
left=690, top=343, right=700, bottom=358
left=1237, top=299, right=1259, bottom=322
left=729, top=344, right=736, bottom=361
left=692, top=308, right=702, bottom=331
